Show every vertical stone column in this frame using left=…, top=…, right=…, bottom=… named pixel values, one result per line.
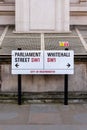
left=64, top=0, right=70, bottom=31
left=15, top=0, right=30, bottom=32
left=56, top=0, right=62, bottom=31
left=56, top=0, right=70, bottom=32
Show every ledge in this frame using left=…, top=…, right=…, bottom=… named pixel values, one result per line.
left=0, top=91, right=87, bottom=104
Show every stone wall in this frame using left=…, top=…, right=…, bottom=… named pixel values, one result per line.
left=0, top=62, right=87, bottom=92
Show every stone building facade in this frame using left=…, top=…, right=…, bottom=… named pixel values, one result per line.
left=0, top=0, right=87, bottom=32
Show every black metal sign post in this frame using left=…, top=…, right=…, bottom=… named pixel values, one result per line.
left=64, top=48, right=69, bottom=105
left=64, top=74, right=68, bottom=105
left=18, top=48, right=22, bottom=105
left=18, top=74, right=22, bottom=105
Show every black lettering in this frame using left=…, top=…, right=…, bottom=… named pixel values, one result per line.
left=15, top=58, right=30, bottom=62
left=15, top=52, right=41, bottom=57
left=47, top=53, right=55, bottom=57
left=15, top=58, right=18, bottom=62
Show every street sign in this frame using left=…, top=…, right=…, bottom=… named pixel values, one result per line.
left=12, top=50, right=74, bottom=75
left=12, top=50, right=43, bottom=74
left=44, top=50, right=74, bottom=74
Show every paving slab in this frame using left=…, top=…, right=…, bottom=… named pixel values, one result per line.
left=0, top=125, right=87, bottom=130
left=29, top=104, right=59, bottom=113
left=29, top=113, right=62, bottom=124
left=0, top=104, right=30, bottom=125
left=0, top=103, right=87, bottom=126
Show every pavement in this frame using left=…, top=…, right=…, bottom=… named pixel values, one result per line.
left=0, top=103, right=87, bottom=129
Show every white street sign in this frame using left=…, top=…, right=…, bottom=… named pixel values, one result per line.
left=12, top=50, right=43, bottom=74
left=44, top=50, right=74, bottom=74
left=12, top=50, right=74, bottom=75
